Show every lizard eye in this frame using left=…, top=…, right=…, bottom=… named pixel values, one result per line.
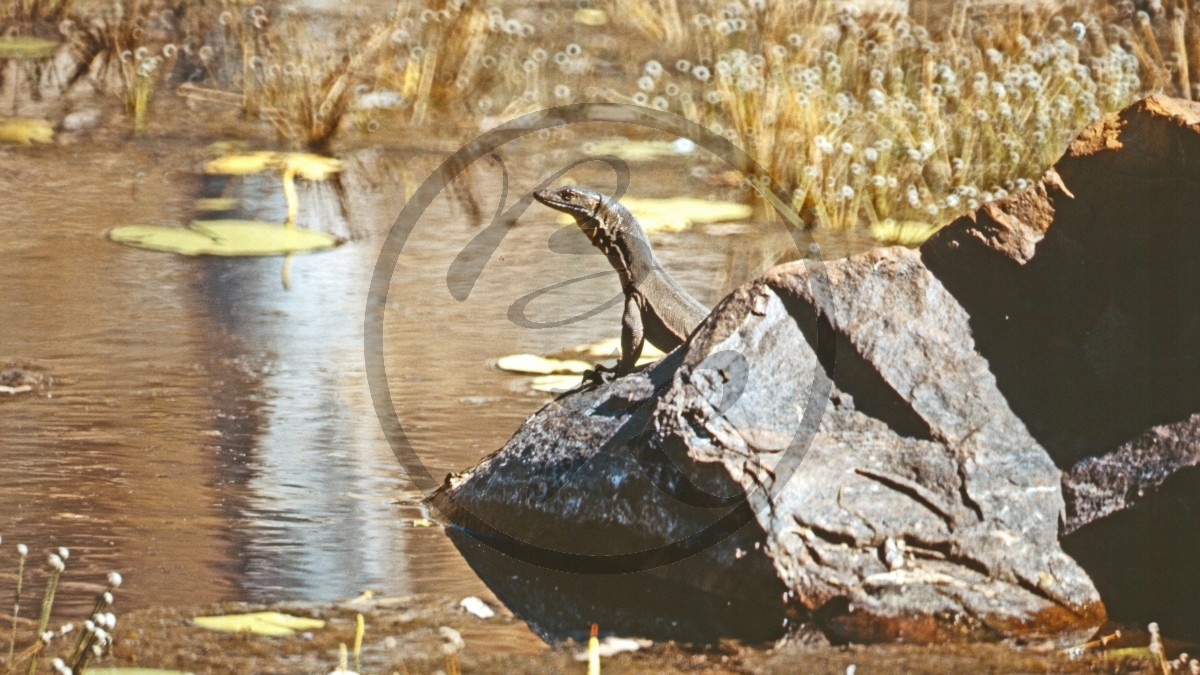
left=562, top=192, right=574, bottom=201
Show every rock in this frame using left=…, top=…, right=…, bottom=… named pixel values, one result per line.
left=61, top=107, right=103, bottom=132
left=921, top=96, right=1200, bottom=466
left=922, top=94, right=1200, bottom=640
left=432, top=246, right=1103, bottom=645
left=433, top=95, right=1200, bottom=645
left=0, top=364, right=50, bottom=396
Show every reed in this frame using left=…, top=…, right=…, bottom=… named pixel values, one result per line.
left=1, top=543, right=121, bottom=675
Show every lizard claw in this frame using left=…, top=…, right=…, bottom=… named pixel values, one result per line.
left=583, top=364, right=619, bottom=385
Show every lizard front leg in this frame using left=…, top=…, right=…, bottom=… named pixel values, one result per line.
left=617, top=292, right=645, bottom=375
left=585, top=293, right=645, bottom=383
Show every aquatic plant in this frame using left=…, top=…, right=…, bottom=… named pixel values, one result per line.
left=215, top=4, right=407, bottom=151
left=1, top=540, right=122, bottom=675
left=52, top=0, right=194, bottom=133
left=203, top=150, right=344, bottom=226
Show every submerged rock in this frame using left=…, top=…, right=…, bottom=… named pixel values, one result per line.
left=0, top=363, right=51, bottom=396
left=432, top=95, right=1200, bottom=645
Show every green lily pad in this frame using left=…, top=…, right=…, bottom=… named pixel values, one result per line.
left=870, top=219, right=942, bottom=246
left=84, top=662, right=193, bottom=667
left=109, top=220, right=342, bottom=257
left=191, top=611, right=325, bottom=636
left=556, top=197, right=751, bottom=234
left=0, top=35, right=60, bottom=59
left=86, top=669, right=194, bottom=675
left=0, top=118, right=54, bottom=145
left=496, top=354, right=593, bottom=375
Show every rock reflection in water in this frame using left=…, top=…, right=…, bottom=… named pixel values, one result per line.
left=199, top=246, right=412, bottom=603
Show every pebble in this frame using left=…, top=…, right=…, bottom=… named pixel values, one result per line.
left=61, top=108, right=102, bottom=131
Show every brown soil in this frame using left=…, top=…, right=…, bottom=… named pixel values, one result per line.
left=57, top=596, right=1154, bottom=674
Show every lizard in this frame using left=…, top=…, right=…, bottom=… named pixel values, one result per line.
left=533, top=185, right=710, bottom=379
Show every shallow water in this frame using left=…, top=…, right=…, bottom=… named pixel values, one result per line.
left=0, top=119, right=872, bottom=646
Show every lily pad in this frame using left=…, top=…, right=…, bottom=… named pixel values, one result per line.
left=573, top=8, right=607, bottom=25
left=530, top=374, right=585, bottom=393
left=87, top=662, right=195, bottom=667
left=870, top=219, right=942, bottom=246
left=109, top=220, right=341, bottom=257
left=202, top=151, right=279, bottom=176
left=561, top=338, right=665, bottom=362
left=204, top=151, right=343, bottom=180
left=0, top=118, right=54, bottom=145
left=193, top=197, right=240, bottom=212
left=0, top=35, right=60, bottom=59
left=279, top=152, right=343, bottom=181
left=191, top=611, right=325, bottom=636
left=556, top=197, right=751, bottom=234
left=496, top=354, right=592, bottom=375
left=584, top=138, right=695, bottom=162
left=85, top=669, right=194, bottom=675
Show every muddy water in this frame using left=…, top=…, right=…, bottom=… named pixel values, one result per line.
left=0, top=128, right=871, bottom=644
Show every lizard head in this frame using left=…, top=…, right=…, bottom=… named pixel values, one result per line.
left=533, top=185, right=609, bottom=240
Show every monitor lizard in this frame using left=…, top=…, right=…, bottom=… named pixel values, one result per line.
left=533, top=185, right=710, bottom=380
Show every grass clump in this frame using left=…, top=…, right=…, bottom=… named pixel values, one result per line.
left=1, top=537, right=123, bottom=675
left=7, top=0, right=1200, bottom=239
left=598, top=0, right=1143, bottom=232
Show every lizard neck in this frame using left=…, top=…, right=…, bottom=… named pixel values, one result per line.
left=590, top=201, right=657, bottom=290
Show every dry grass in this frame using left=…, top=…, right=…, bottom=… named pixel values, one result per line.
left=4, top=0, right=1200, bottom=234
left=595, top=0, right=1144, bottom=232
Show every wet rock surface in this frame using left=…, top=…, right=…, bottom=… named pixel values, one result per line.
left=433, top=95, right=1200, bottom=645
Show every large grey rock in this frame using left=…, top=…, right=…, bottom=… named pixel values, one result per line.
left=432, top=245, right=1103, bottom=645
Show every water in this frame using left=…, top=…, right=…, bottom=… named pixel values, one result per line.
left=0, top=129, right=872, bottom=636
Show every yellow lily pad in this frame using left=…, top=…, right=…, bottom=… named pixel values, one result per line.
left=870, top=219, right=942, bottom=246
left=280, top=152, right=343, bottom=181
left=194, top=197, right=240, bottom=211
left=0, top=118, right=54, bottom=145
left=0, top=36, right=59, bottom=59
left=191, top=611, right=325, bottom=636
left=556, top=197, right=751, bottom=234
left=85, top=669, right=194, bottom=675
left=562, top=338, right=665, bottom=361
left=109, top=220, right=342, bottom=257
left=203, top=151, right=279, bottom=176
left=574, top=8, right=607, bottom=25
left=84, top=662, right=193, bottom=667
left=204, top=151, right=343, bottom=181
left=496, top=354, right=593, bottom=375
left=530, top=374, right=585, bottom=393
left=584, top=139, right=693, bottom=162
